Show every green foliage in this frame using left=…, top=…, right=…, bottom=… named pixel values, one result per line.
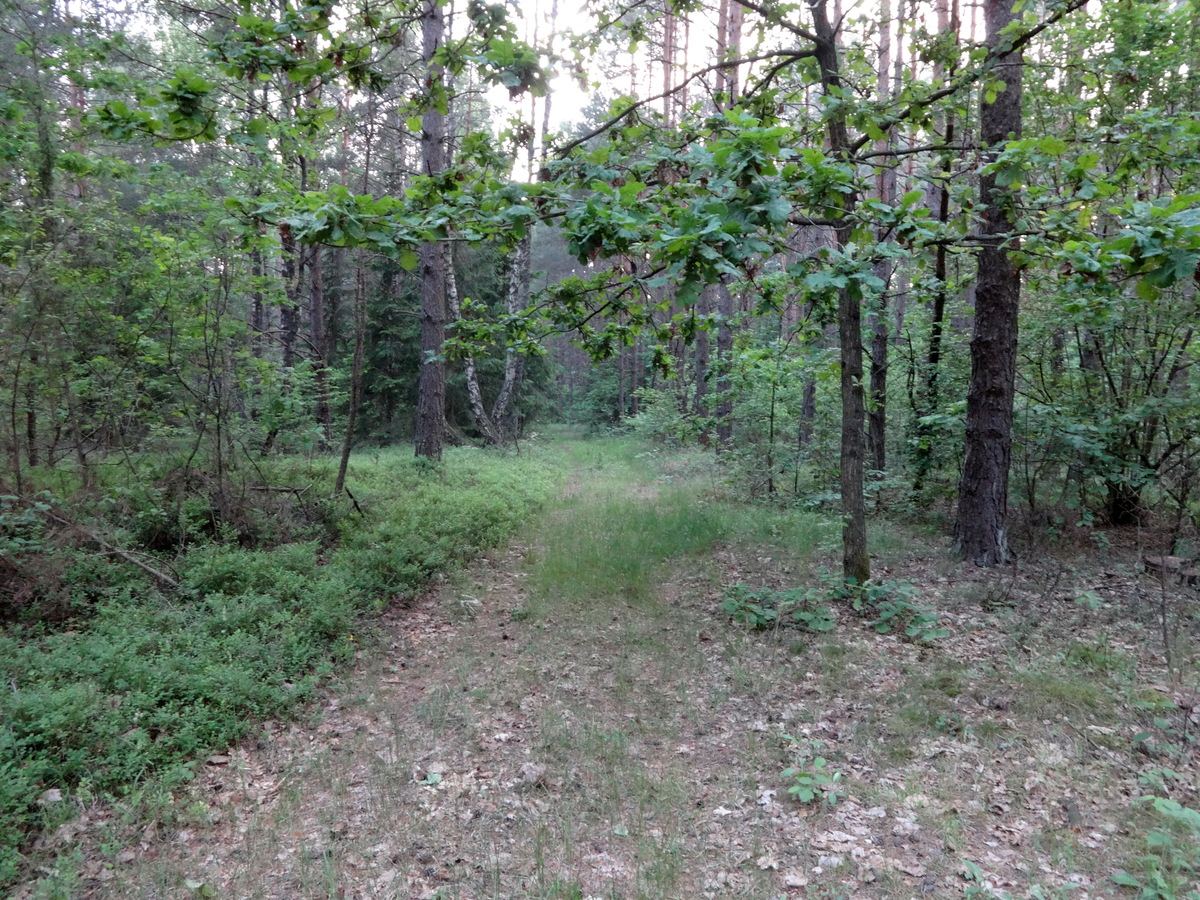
left=720, top=572, right=946, bottom=643
left=782, top=757, right=845, bottom=806
left=719, top=583, right=835, bottom=634
left=0, top=446, right=554, bottom=888
left=960, top=859, right=1080, bottom=900
left=836, top=578, right=948, bottom=643
left=1112, top=797, right=1200, bottom=900
left=781, top=736, right=845, bottom=807
left=336, top=448, right=554, bottom=600
left=628, top=387, right=702, bottom=445
left=0, top=493, right=49, bottom=557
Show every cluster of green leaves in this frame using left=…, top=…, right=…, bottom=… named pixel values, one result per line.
left=535, top=106, right=933, bottom=368
left=722, top=574, right=946, bottom=644
left=0, top=447, right=554, bottom=888
left=780, top=735, right=845, bottom=807
left=1113, top=797, right=1200, bottom=900
left=998, top=0, right=1200, bottom=525
left=837, top=578, right=949, bottom=644
left=0, top=494, right=50, bottom=558
left=720, top=583, right=835, bottom=634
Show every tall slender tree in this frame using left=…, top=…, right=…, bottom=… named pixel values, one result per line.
left=414, top=0, right=448, bottom=460
left=954, top=0, right=1023, bottom=565
left=867, top=0, right=895, bottom=474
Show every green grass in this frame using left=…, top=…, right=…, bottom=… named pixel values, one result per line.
left=1012, top=667, right=1115, bottom=720
left=527, top=438, right=834, bottom=616
left=0, top=444, right=557, bottom=889
left=531, top=485, right=728, bottom=607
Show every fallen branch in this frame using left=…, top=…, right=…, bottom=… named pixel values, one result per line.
left=249, top=484, right=313, bottom=497
left=35, top=506, right=181, bottom=590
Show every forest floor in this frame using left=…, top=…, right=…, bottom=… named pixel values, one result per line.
left=33, top=439, right=1200, bottom=900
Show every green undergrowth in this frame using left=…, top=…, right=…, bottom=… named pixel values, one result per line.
left=0, top=445, right=556, bottom=888
left=531, top=485, right=727, bottom=606
left=526, top=440, right=835, bottom=616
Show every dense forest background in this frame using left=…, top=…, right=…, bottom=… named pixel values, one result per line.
left=4, top=0, right=1200, bottom=566
left=2, top=0, right=1200, bottom=892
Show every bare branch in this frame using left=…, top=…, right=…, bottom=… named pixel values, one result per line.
left=731, top=0, right=819, bottom=43
left=848, top=0, right=1091, bottom=153
left=857, top=142, right=970, bottom=161
left=553, top=50, right=816, bottom=157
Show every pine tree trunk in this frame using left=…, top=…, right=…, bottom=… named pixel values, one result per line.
left=954, top=0, right=1023, bottom=566
left=415, top=0, right=448, bottom=460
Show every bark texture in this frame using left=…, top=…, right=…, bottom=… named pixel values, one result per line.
left=867, top=0, right=894, bottom=475
left=714, top=280, right=735, bottom=448
left=954, top=0, right=1023, bottom=566
left=414, top=0, right=448, bottom=460
left=811, top=0, right=869, bottom=585
left=492, top=232, right=532, bottom=436
left=693, top=285, right=712, bottom=447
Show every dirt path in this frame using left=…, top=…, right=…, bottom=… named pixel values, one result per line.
left=91, top=463, right=845, bottom=899
left=79, top=453, right=1200, bottom=899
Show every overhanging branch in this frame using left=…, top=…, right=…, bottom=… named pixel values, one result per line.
left=553, top=50, right=816, bottom=157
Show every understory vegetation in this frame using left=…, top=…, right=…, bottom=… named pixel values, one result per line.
left=41, top=436, right=1195, bottom=900
left=3, top=0, right=1200, bottom=893
left=0, top=446, right=554, bottom=887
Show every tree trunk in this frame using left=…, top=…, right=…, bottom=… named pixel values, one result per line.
left=812, top=0, right=870, bottom=585
left=310, top=247, right=333, bottom=439
left=694, top=285, right=712, bottom=446
left=714, top=280, right=735, bottom=448
left=799, top=380, right=816, bottom=447
left=250, top=246, right=266, bottom=351
left=24, top=353, right=38, bottom=469
left=867, top=0, right=895, bottom=475
left=711, top=0, right=742, bottom=451
left=334, top=251, right=367, bottom=494
left=492, top=231, right=532, bottom=437
left=913, top=0, right=958, bottom=491
left=954, top=0, right=1023, bottom=566
left=447, top=243, right=503, bottom=444
left=1105, top=480, right=1144, bottom=527
left=279, top=226, right=301, bottom=368
left=414, top=0, right=448, bottom=460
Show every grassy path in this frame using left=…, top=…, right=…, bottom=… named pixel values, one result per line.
left=81, top=440, right=1200, bottom=900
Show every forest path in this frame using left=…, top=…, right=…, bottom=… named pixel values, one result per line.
left=102, top=446, right=848, bottom=899
left=96, top=443, right=1186, bottom=900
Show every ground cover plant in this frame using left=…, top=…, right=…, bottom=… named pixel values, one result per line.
left=0, top=445, right=556, bottom=890
left=4, top=0, right=1200, bottom=892
left=31, top=435, right=1197, bottom=900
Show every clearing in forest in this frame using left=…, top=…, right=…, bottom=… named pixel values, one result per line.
left=58, top=439, right=1200, bottom=899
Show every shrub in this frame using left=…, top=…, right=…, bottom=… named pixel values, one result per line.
left=720, top=583, right=836, bottom=633
left=0, top=445, right=556, bottom=889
